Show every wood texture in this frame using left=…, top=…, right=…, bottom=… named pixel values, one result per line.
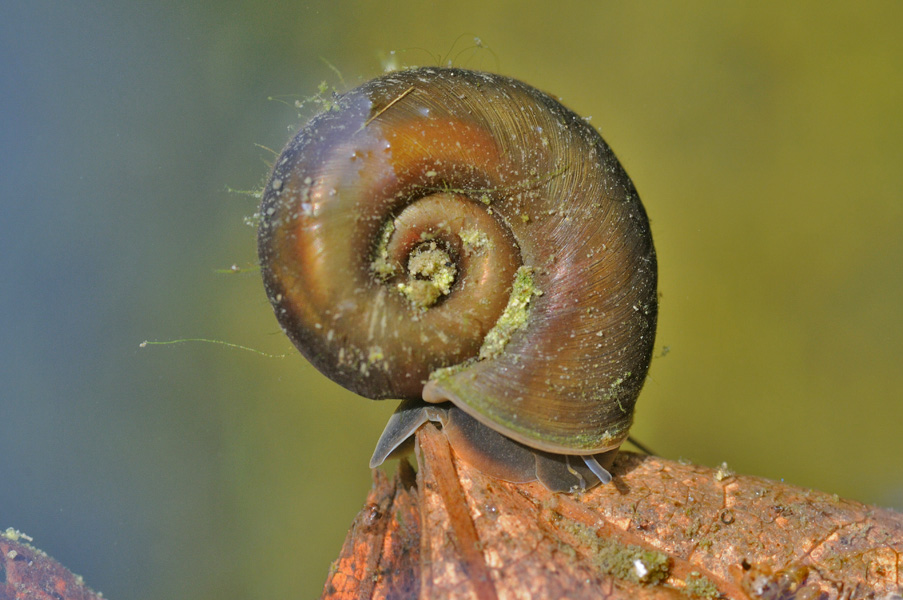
left=0, top=529, right=104, bottom=600
left=323, top=424, right=903, bottom=600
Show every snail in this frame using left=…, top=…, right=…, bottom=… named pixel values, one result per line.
left=257, top=67, right=657, bottom=492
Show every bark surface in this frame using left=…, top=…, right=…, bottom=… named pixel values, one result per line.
left=0, top=529, right=105, bottom=600
left=323, top=424, right=903, bottom=600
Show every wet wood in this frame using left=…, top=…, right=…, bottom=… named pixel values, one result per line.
left=322, top=423, right=903, bottom=600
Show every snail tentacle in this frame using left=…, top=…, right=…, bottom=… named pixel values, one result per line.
left=582, top=454, right=615, bottom=486
left=369, top=399, right=443, bottom=469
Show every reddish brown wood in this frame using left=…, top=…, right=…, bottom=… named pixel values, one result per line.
left=417, top=423, right=499, bottom=600
left=0, top=529, right=105, bottom=600
left=323, top=461, right=421, bottom=600
left=323, top=423, right=903, bottom=600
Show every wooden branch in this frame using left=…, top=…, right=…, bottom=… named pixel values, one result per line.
left=323, top=423, right=903, bottom=600
left=0, top=528, right=105, bottom=600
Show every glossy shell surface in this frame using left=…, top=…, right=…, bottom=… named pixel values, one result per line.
left=258, top=67, right=657, bottom=457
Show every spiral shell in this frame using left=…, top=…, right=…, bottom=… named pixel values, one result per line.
left=258, top=67, right=657, bottom=491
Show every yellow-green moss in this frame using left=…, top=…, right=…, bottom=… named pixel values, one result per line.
left=714, top=462, right=735, bottom=481
left=372, top=222, right=458, bottom=309
left=478, top=266, right=541, bottom=360
left=684, top=572, right=720, bottom=599
left=566, top=522, right=671, bottom=585
left=396, top=281, right=439, bottom=307
left=367, top=346, right=384, bottom=363
left=407, top=245, right=455, bottom=293
left=592, top=539, right=670, bottom=584
left=2, top=527, right=33, bottom=543
left=371, top=220, right=397, bottom=279
left=397, top=243, right=456, bottom=308
left=428, top=359, right=474, bottom=382
left=459, top=227, right=491, bottom=253
left=427, top=266, right=541, bottom=390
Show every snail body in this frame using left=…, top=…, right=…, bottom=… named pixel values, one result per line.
left=258, top=67, right=657, bottom=492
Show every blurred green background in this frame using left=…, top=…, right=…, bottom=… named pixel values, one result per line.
left=2, top=2, right=901, bottom=598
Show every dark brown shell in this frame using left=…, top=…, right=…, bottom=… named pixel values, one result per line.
left=258, top=67, right=657, bottom=458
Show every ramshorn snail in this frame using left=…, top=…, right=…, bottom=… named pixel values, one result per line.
left=258, top=67, right=657, bottom=492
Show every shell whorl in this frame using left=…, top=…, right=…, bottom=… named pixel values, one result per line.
left=258, top=67, right=657, bottom=456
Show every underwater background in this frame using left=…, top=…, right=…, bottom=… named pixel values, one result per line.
left=2, top=2, right=901, bottom=598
